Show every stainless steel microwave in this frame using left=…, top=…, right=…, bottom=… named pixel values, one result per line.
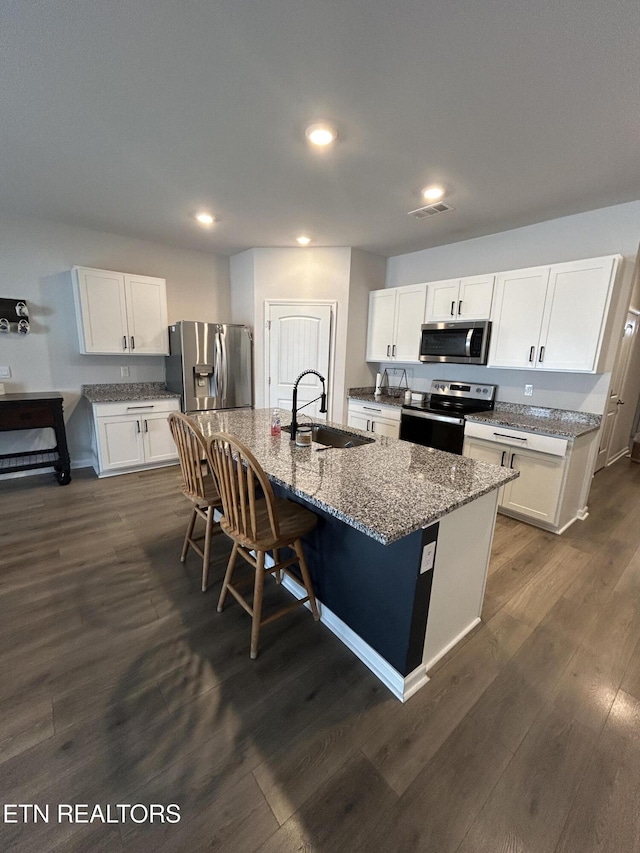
left=419, top=320, right=491, bottom=364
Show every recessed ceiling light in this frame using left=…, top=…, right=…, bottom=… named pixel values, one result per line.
left=422, top=185, right=445, bottom=202
left=296, top=235, right=311, bottom=246
left=305, top=123, right=337, bottom=147
left=195, top=212, right=215, bottom=226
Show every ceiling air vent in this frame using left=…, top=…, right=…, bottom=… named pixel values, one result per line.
left=408, top=201, right=454, bottom=219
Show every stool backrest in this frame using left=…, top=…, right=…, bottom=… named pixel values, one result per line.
left=168, top=412, right=209, bottom=501
left=206, top=431, right=279, bottom=543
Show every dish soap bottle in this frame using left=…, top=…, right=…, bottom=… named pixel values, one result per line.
left=270, top=408, right=281, bottom=436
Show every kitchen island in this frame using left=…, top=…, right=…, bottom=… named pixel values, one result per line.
left=194, top=408, right=517, bottom=701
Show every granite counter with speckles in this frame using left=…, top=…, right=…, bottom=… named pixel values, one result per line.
left=193, top=407, right=517, bottom=545
left=465, top=402, right=601, bottom=439
left=83, top=382, right=181, bottom=403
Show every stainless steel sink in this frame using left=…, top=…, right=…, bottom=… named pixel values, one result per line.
left=283, top=423, right=374, bottom=448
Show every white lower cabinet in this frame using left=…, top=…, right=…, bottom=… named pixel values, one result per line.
left=463, top=420, right=598, bottom=533
left=347, top=399, right=401, bottom=438
left=91, top=398, right=180, bottom=476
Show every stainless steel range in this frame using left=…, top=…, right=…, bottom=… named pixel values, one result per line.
left=400, top=379, right=496, bottom=454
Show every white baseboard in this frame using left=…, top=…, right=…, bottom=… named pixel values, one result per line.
left=280, top=572, right=429, bottom=702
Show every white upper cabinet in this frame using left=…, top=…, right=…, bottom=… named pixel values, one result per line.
left=538, top=257, right=618, bottom=372
left=425, top=275, right=494, bottom=322
left=489, top=256, right=620, bottom=372
left=73, top=266, right=169, bottom=355
left=488, top=266, right=551, bottom=368
left=366, top=284, right=426, bottom=362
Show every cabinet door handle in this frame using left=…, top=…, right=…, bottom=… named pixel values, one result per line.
left=501, top=450, right=506, bottom=466
left=131, top=336, right=135, bottom=351
left=123, top=335, right=127, bottom=350
left=144, top=419, right=148, bottom=433
left=529, top=346, right=534, bottom=362
left=386, top=345, right=391, bottom=357
left=136, top=420, right=141, bottom=433
left=510, top=453, right=516, bottom=469
left=392, top=344, right=396, bottom=357
left=371, top=420, right=375, bottom=433
left=458, top=300, right=462, bottom=315
left=450, top=301, right=455, bottom=316
left=538, top=346, right=545, bottom=362
left=366, top=419, right=370, bottom=432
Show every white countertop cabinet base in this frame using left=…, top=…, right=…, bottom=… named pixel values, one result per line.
left=347, top=399, right=401, bottom=438
left=90, top=398, right=180, bottom=477
left=464, top=421, right=598, bottom=533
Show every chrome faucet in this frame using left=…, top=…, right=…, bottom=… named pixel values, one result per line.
left=290, top=370, right=327, bottom=438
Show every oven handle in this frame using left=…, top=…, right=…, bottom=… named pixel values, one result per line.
left=401, top=408, right=464, bottom=426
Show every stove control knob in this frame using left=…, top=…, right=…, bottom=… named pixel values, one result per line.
left=483, top=388, right=489, bottom=394
left=475, top=387, right=481, bottom=392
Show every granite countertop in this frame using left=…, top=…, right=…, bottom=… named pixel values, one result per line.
left=193, top=408, right=517, bottom=545
left=83, top=382, right=181, bottom=403
left=347, top=387, right=405, bottom=407
left=465, top=402, right=601, bottom=439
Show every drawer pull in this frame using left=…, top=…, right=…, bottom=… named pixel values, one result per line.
left=493, top=432, right=527, bottom=441
left=363, top=406, right=382, bottom=413
left=127, top=405, right=155, bottom=410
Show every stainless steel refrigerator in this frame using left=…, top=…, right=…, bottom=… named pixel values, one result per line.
left=165, top=321, right=253, bottom=413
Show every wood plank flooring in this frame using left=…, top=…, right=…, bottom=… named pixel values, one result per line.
left=1, top=458, right=640, bottom=851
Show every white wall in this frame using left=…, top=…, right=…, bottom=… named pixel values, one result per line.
left=229, top=247, right=386, bottom=422
left=384, top=201, right=640, bottom=414
left=0, top=214, right=230, bottom=467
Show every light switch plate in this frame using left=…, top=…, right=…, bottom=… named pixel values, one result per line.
left=0, top=366, right=10, bottom=378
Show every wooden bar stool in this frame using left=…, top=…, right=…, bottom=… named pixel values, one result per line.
left=205, top=431, right=320, bottom=659
left=168, top=413, right=224, bottom=592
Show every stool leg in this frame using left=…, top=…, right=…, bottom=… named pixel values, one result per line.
left=201, top=506, right=215, bottom=592
left=272, top=548, right=281, bottom=583
left=217, top=542, right=239, bottom=612
left=293, top=539, right=320, bottom=621
left=250, top=550, right=265, bottom=659
left=181, top=508, right=197, bottom=562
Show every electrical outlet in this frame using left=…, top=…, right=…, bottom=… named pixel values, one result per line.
left=524, top=384, right=533, bottom=397
left=121, top=366, right=130, bottom=377
left=0, top=366, right=10, bottom=378
left=420, top=541, right=436, bottom=573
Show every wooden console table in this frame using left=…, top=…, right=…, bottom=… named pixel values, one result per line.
left=0, top=392, right=72, bottom=485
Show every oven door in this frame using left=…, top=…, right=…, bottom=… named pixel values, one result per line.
left=400, top=408, right=465, bottom=454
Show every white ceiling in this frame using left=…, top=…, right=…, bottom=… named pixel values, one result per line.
left=2, top=1, right=640, bottom=258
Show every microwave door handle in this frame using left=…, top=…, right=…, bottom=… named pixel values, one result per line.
left=465, top=328, right=473, bottom=357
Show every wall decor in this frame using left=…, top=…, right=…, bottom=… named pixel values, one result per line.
left=0, top=298, right=30, bottom=333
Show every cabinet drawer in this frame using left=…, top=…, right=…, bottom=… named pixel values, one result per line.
left=92, top=398, right=180, bottom=419
left=0, top=402, right=56, bottom=430
left=464, top=420, right=568, bottom=457
left=347, top=399, right=402, bottom=422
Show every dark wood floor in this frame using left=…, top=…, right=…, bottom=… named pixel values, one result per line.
left=1, top=458, right=640, bottom=852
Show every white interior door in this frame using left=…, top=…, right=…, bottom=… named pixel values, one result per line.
left=603, top=312, right=639, bottom=466
left=267, top=302, right=333, bottom=421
